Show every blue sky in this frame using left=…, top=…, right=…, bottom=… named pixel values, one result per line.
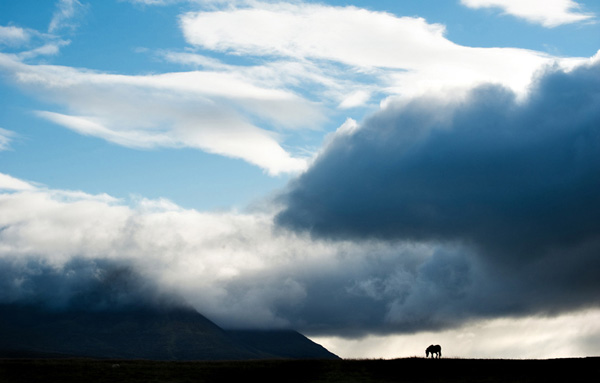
left=1, top=0, right=600, bottom=359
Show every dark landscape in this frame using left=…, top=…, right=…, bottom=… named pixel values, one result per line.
left=2, top=303, right=599, bottom=382
left=1, top=357, right=599, bottom=383
left=0, top=304, right=337, bottom=361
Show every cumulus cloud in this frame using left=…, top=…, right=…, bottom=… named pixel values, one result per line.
left=461, top=0, right=595, bottom=27
left=1, top=179, right=419, bottom=331
left=0, top=174, right=451, bottom=335
left=277, top=57, right=600, bottom=247
left=276, top=58, right=600, bottom=330
left=2, top=152, right=600, bottom=340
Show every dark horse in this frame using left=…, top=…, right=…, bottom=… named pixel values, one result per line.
left=426, top=344, right=442, bottom=358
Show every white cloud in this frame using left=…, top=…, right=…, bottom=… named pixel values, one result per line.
left=17, top=40, right=71, bottom=60
left=0, top=53, right=315, bottom=175
left=126, top=0, right=174, bottom=4
left=0, top=25, right=30, bottom=46
left=0, top=128, right=15, bottom=151
left=161, top=49, right=377, bottom=115
left=0, top=177, right=400, bottom=328
left=179, top=3, right=452, bottom=68
left=48, top=0, right=87, bottom=34
left=35, top=111, right=181, bottom=149
left=461, top=0, right=595, bottom=27
left=180, top=1, right=587, bottom=101
left=339, top=90, right=371, bottom=109
left=125, top=0, right=245, bottom=6
left=0, top=24, right=69, bottom=58
left=0, top=172, right=36, bottom=191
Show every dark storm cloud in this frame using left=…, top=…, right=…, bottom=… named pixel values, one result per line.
left=226, top=239, right=600, bottom=336
left=273, top=59, right=600, bottom=334
left=277, top=60, right=600, bottom=257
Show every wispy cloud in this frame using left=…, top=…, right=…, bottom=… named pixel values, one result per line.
left=0, top=25, right=30, bottom=46
left=48, top=0, right=87, bottom=34
left=461, top=0, right=595, bottom=27
left=0, top=128, right=15, bottom=152
left=17, top=40, right=70, bottom=60
left=0, top=53, right=315, bottom=175
left=179, top=1, right=586, bottom=101
left=1, top=1, right=590, bottom=176
left=0, top=24, right=70, bottom=59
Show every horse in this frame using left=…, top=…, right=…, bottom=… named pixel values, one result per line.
left=426, top=344, right=442, bottom=358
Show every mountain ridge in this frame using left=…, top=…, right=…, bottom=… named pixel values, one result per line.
left=0, top=304, right=339, bottom=360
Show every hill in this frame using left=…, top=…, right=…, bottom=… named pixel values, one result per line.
left=0, top=304, right=338, bottom=360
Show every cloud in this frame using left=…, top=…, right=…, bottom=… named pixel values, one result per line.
left=0, top=175, right=443, bottom=334
left=277, top=57, right=600, bottom=249
left=0, top=257, right=178, bottom=311
left=0, top=172, right=36, bottom=191
left=1, top=1, right=588, bottom=176
left=0, top=53, right=315, bottom=175
left=0, top=128, right=15, bottom=151
left=48, top=0, right=87, bottom=34
left=0, top=24, right=70, bottom=59
left=461, top=0, right=595, bottom=27
left=0, top=26, right=30, bottom=46
left=2, top=161, right=600, bottom=340
left=179, top=1, right=585, bottom=99
left=17, top=40, right=71, bottom=60
left=159, top=50, right=375, bottom=112
left=276, top=58, right=600, bottom=330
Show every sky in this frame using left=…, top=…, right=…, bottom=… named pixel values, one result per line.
left=1, top=0, right=600, bottom=359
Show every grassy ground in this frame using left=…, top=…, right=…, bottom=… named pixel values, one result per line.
left=1, top=357, right=598, bottom=383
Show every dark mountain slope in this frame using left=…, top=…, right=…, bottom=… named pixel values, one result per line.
left=0, top=304, right=338, bottom=360
left=229, top=330, right=337, bottom=359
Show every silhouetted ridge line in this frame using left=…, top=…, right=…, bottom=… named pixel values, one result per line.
left=0, top=304, right=339, bottom=360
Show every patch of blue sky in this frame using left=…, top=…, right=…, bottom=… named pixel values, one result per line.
left=0, top=1, right=56, bottom=31
left=0, top=117, right=286, bottom=211
left=49, top=2, right=187, bottom=73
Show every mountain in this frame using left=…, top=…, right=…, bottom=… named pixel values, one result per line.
left=0, top=304, right=339, bottom=360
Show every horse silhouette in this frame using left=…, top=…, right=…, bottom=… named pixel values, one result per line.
left=426, top=344, right=442, bottom=358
